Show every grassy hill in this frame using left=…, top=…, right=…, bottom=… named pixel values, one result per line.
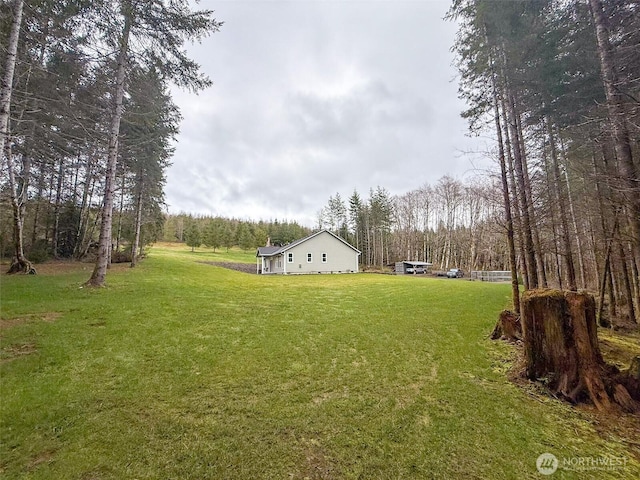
left=1, top=244, right=638, bottom=479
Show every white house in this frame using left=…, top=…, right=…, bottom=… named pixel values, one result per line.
left=256, top=230, right=360, bottom=274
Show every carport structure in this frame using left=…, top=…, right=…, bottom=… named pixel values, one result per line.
left=394, top=261, right=433, bottom=275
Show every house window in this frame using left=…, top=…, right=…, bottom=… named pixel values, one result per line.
left=322, top=253, right=327, bottom=263
left=288, top=253, right=294, bottom=263
left=307, top=253, right=312, bottom=263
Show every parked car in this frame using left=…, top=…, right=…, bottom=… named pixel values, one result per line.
left=406, top=266, right=425, bottom=274
left=446, top=268, right=464, bottom=278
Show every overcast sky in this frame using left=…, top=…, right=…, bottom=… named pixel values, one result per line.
left=166, top=0, right=492, bottom=227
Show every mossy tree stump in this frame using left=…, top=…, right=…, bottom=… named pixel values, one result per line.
left=490, top=310, right=521, bottom=342
left=521, top=289, right=638, bottom=412
left=617, top=356, right=640, bottom=402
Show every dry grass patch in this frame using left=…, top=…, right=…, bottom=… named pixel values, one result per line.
left=1, top=342, right=37, bottom=363
left=28, top=449, right=57, bottom=471
left=0, top=312, right=61, bottom=330
left=0, top=313, right=62, bottom=363
left=300, top=438, right=336, bottom=480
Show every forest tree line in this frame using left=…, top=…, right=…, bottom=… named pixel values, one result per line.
left=165, top=215, right=310, bottom=254
left=315, top=177, right=507, bottom=273
left=1, top=0, right=221, bottom=284
left=448, top=0, right=639, bottom=324
left=165, top=174, right=508, bottom=275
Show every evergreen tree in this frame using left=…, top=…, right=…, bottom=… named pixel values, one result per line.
left=237, top=223, right=255, bottom=252
left=86, top=0, right=222, bottom=286
left=184, top=220, right=201, bottom=252
left=448, top=0, right=639, bottom=321
left=119, top=68, right=179, bottom=267
left=221, top=223, right=234, bottom=252
left=203, top=218, right=223, bottom=252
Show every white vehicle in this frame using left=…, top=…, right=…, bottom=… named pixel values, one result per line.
left=406, top=265, right=426, bottom=274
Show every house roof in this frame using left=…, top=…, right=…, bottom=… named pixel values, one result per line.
left=256, top=229, right=361, bottom=257
left=256, top=246, right=281, bottom=256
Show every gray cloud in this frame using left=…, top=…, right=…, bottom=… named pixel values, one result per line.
left=165, top=0, right=489, bottom=226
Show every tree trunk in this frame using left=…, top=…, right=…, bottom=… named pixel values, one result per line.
left=87, top=12, right=132, bottom=287
left=490, top=49, right=520, bottom=314
left=543, top=148, right=564, bottom=290
left=0, top=0, right=23, bottom=156
left=521, top=289, right=637, bottom=412
left=616, top=237, right=637, bottom=324
left=594, top=147, right=619, bottom=322
left=75, top=152, right=99, bottom=259
left=597, top=216, right=616, bottom=327
left=506, top=91, right=538, bottom=289
left=500, top=97, right=529, bottom=291
left=565, top=170, right=587, bottom=289
left=501, top=85, right=532, bottom=290
left=31, top=166, right=46, bottom=247
left=52, top=157, right=65, bottom=258
left=1, top=0, right=32, bottom=274
left=115, top=172, right=126, bottom=253
left=630, top=247, right=640, bottom=321
left=547, top=120, right=577, bottom=291
left=559, top=135, right=587, bottom=289
left=5, top=144, right=35, bottom=274
left=130, top=176, right=144, bottom=268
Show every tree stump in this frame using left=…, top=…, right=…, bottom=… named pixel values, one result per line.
left=490, top=310, right=521, bottom=342
left=629, top=356, right=640, bottom=380
left=616, top=356, right=640, bottom=403
left=521, top=289, right=612, bottom=411
left=7, top=257, right=37, bottom=275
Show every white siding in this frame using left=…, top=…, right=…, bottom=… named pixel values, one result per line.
left=286, top=231, right=358, bottom=274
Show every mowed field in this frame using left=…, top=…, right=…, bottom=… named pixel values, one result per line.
left=1, top=244, right=639, bottom=479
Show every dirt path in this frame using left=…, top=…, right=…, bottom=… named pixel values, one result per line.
left=199, top=261, right=257, bottom=274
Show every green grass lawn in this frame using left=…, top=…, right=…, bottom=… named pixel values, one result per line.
left=1, top=245, right=638, bottom=479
